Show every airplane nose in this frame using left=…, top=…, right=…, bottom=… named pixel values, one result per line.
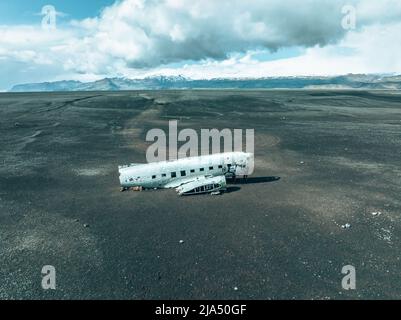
left=245, top=153, right=254, bottom=175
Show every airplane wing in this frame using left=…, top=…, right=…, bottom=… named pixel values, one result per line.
left=163, top=174, right=211, bottom=189
left=174, top=175, right=227, bottom=196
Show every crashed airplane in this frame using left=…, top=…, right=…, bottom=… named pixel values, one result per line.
left=118, top=152, right=253, bottom=196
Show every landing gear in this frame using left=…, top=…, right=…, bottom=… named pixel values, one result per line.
left=226, top=174, right=236, bottom=184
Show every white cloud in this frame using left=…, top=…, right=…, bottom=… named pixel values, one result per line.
left=117, top=21, right=401, bottom=79
left=0, top=0, right=401, bottom=89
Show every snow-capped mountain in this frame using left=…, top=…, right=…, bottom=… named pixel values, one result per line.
left=9, top=74, right=401, bottom=92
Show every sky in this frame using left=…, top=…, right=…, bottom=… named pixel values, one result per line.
left=0, top=0, right=401, bottom=90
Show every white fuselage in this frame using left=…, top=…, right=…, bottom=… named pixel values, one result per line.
left=118, top=152, right=253, bottom=189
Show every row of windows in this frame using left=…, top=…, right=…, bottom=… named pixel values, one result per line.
left=151, top=165, right=224, bottom=179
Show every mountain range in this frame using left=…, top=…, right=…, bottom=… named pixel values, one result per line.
left=9, top=74, right=401, bottom=92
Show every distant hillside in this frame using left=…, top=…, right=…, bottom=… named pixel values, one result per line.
left=9, top=74, right=401, bottom=92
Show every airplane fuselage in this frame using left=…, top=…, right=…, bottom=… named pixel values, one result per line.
left=118, top=152, right=253, bottom=190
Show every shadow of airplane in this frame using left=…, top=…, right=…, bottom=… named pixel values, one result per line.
left=225, top=186, right=242, bottom=193
left=227, top=176, right=281, bottom=185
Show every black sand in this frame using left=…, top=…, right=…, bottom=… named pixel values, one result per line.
left=1, top=90, right=400, bottom=299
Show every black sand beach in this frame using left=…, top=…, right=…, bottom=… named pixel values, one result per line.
left=1, top=90, right=400, bottom=299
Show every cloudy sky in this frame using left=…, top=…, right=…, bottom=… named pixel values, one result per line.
left=0, top=0, right=400, bottom=90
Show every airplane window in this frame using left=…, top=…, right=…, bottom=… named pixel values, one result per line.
left=129, top=178, right=133, bottom=181
left=218, top=165, right=223, bottom=169
left=171, top=172, right=176, bottom=178
left=152, top=175, right=156, bottom=179
left=181, top=170, right=186, bottom=177
left=190, top=169, right=195, bottom=173
left=200, top=168, right=204, bottom=172
left=162, top=173, right=166, bottom=177
left=209, top=166, right=214, bottom=170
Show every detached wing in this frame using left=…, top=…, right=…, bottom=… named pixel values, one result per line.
left=175, top=175, right=227, bottom=196
left=163, top=174, right=209, bottom=189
